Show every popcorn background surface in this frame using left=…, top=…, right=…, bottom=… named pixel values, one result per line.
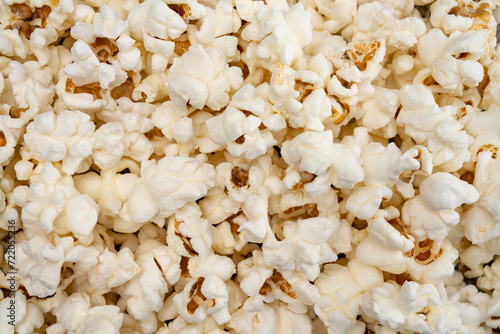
left=1, top=0, right=500, bottom=333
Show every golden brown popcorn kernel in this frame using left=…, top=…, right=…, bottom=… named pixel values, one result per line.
left=92, top=38, right=119, bottom=64
left=65, top=79, right=103, bottom=100
left=0, top=131, right=6, bottom=147
left=293, top=79, right=315, bottom=102
left=231, top=166, right=249, bottom=188
left=477, top=144, right=499, bottom=159
left=110, top=77, right=135, bottom=100
left=168, top=4, right=192, bottom=18
left=270, top=269, right=296, bottom=298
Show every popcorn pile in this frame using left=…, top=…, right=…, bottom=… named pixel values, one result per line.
left=2, top=0, right=500, bottom=333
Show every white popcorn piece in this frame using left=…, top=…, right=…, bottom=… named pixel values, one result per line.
left=417, top=29, right=485, bottom=92
left=206, top=105, right=277, bottom=160
left=195, top=0, right=241, bottom=46
left=355, top=210, right=412, bottom=275
left=463, top=151, right=500, bottom=243
left=138, top=155, right=215, bottom=218
left=0, top=115, right=24, bottom=166
left=349, top=2, right=426, bottom=51
left=430, top=0, right=497, bottom=61
left=281, top=130, right=335, bottom=175
left=15, top=163, right=100, bottom=238
left=88, top=247, right=141, bottom=289
left=167, top=44, right=243, bottom=111
left=92, top=5, right=128, bottom=40
left=327, top=39, right=386, bottom=90
left=174, top=275, right=231, bottom=325
left=8, top=60, right=55, bottom=123
left=166, top=202, right=213, bottom=259
left=269, top=67, right=332, bottom=132
left=314, top=0, right=356, bottom=34
left=406, top=238, right=458, bottom=284
left=0, top=291, right=27, bottom=329
left=403, top=172, right=479, bottom=242
left=56, top=293, right=123, bottom=334
left=263, top=217, right=338, bottom=281
left=315, top=260, right=383, bottom=334
left=124, top=239, right=179, bottom=321
left=92, top=122, right=125, bottom=169
left=398, top=84, right=473, bottom=170
left=361, top=281, right=461, bottom=334
left=241, top=3, right=313, bottom=66
left=17, top=235, right=99, bottom=297
left=24, top=110, right=95, bottom=175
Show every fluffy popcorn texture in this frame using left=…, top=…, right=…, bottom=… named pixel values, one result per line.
left=17, top=235, right=99, bottom=298
left=8, top=60, right=55, bottom=123
left=3, top=0, right=500, bottom=332
left=361, top=281, right=461, bottom=334
left=167, top=45, right=243, bottom=111
left=140, top=155, right=215, bottom=218
left=417, top=29, right=486, bottom=92
left=24, top=110, right=95, bottom=175
left=402, top=172, right=479, bottom=241
left=15, top=163, right=100, bottom=238
left=56, top=293, right=123, bottom=334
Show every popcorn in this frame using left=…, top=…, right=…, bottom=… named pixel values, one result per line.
left=123, top=239, right=179, bottom=323
left=262, top=217, right=338, bottom=281
left=173, top=275, right=231, bottom=325
left=8, top=60, right=55, bottom=123
left=206, top=105, right=277, bottom=160
left=24, top=110, right=95, bottom=175
left=241, top=3, right=313, bottom=66
left=88, top=247, right=141, bottom=289
left=56, top=293, right=123, bottom=333
left=417, top=29, right=486, bottom=92
left=402, top=172, right=479, bottom=241
left=15, top=163, right=100, bottom=238
left=463, top=151, right=500, bottom=244
left=140, top=155, right=215, bottom=218
left=397, top=84, right=473, bottom=170
left=361, top=281, right=461, bottom=334
left=167, top=44, right=243, bottom=111
left=314, top=260, right=383, bottom=334
left=17, top=235, right=99, bottom=297
left=3, top=0, right=499, bottom=330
